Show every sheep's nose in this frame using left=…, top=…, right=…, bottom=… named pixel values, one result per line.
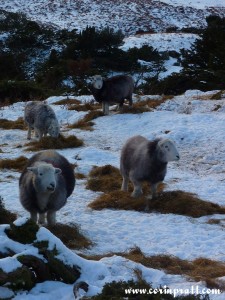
left=48, top=183, right=55, bottom=191
left=176, top=155, right=180, bottom=160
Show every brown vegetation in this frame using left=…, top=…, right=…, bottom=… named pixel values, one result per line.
left=0, top=156, right=28, bottom=171
left=0, top=117, right=25, bottom=130
left=0, top=196, right=17, bottom=224
left=47, top=223, right=92, bottom=250
left=52, top=98, right=81, bottom=105
left=89, top=190, right=225, bottom=217
left=82, top=247, right=225, bottom=290
left=25, top=134, right=83, bottom=151
left=68, top=102, right=101, bottom=112
left=69, top=110, right=104, bottom=131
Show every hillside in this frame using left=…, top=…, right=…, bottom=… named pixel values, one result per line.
left=0, top=0, right=225, bottom=35
left=1, top=90, right=225, bottom=298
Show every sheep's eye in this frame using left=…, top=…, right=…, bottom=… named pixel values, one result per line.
left=165, top=145, right=169, bottom=149
left=39, top=173, right=43, bottom=176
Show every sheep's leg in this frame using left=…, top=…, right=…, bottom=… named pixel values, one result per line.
left=121, top=176, right=129, bottom=192
left=35, top=128, right=42, bottom=141
left=47, top=211, right=56, bottom=226
left=118, top=102, right=124, bottom=113
left=145, top=183, right=158, bottom=212
left=128, top=97, right=133, bottom=108
left=131, top=179, right=142, bottom=198
left=38, top=213, right=46, bottom=224
left=30, top=212, right=37, bottom=223
left=27, top=125, right=32, bottom=140
left=102, top=102, right=109, bottom=115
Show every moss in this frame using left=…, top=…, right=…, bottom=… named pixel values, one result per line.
left=90, top=279, right=210, bottom=299
left=25, top=134, right=83, bottom=151
left=0, top=117, right=25, bottom=130
left=44, top=250, right=81, bottom=283
left=0, top=266, right=34, bottom=291
left=0, top=196, right=17, bottom=224
left=0, top=156, right=28, bottom=171
left=5, top=218, right=39, bottom=244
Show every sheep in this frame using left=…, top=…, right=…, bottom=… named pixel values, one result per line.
left=120, top=135, right=180, bottom=211
left=19, top=150, right=76, bottom=226
left=24, top=101, right=60, bottom=140
left=90, top=75, right=134, bottom=115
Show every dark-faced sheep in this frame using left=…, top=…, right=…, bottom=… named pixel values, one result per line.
left=120, top=135, right=180, bottom=211
left=24, top=101, right=60, bottom=140
left=19, top=150, right=75, bottom=226
left=90, top=75, right=134, bottom=115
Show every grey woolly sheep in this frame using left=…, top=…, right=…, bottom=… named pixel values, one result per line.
left=19, top=150, right=75, bottom=226
left=120, top=135, right=180, bottom=211
left=24, top=101, right=60, bottom=140
left=90, top=75, right=134, bottom=115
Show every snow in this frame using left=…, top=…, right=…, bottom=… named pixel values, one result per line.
left=159, top=0, right=225, bottom=9
left=1, top=90, right=225, bottom=298
left=121, top=33, right=199, bottom=52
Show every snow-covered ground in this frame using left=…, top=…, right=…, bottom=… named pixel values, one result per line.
left=1, top=90, right=225, bottom=299
left=160, top=0, right=225, bottom=9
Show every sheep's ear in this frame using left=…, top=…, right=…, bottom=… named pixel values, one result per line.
left=55, top=168, right=62, bottom=174
left=27, top=167, right=38, bottom=174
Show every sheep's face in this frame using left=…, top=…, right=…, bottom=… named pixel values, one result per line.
left=90, top=75, right=103, bottom=89
left=157, top=139, right=180, bottom=163
left=49, top=121, right=60, bottom=138
left=28, top=164, right=62, bottom=193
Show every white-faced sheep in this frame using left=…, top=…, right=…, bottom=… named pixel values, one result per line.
left=19, top=150, right=75, bottom=226
left=90, top=75, right=134, bottom=115
left=24, top=101, right=60, bottom=140
left=120, top=135, right=180, bottom=211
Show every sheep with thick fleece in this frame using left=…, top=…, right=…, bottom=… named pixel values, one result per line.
left=24, top=101, right=60, bottom=140
left=90, top=75, right=134, bottom=115
left=120, top=136, right=180, bottom=211
left=19, top=150, right=75, bottom=226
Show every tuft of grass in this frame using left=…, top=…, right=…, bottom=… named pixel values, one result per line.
left=0, top=117, right=25, bottom=130
left=69, top=110, right=105, bottom=131
left=75, top=172, right=87, bottom=179
left=86, top=165, right=122, bottom=192
left=0, top=156, right=28, bottom=171
left=68, top=102, right=101, bottom=112
left=47, top=223, right=92, bottom=250
left=87, top=165, right=165, bottom=194
left=89, top=189, right=225, bottom=218
left=0, top=196, right=17, bottom=224
left=52, top=98, right=81, bottom=105
left=83, top=247, right=225, bottom=291
left=25, top=134, right=83, bottom=151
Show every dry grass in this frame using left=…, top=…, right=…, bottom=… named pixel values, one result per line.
left=47, top=223, right=92, bottom=250
left=0, top=117, right=25, bottom=130
left=75, top=172, right=87, bottom=180
left=86, top=165, right=122, bottom=192
left=52, top=98, right=81, bottom=105
left=89, top=189, right=225, bottom=218
left=82, top=247, right=225, bottom=290
left=69, top=110, right=105, bottom=131
left=68, top=102, right=101, bottom=112
left=0, top=156, right=28, bottom=171
left=25, top=134, right=83, bottom=151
